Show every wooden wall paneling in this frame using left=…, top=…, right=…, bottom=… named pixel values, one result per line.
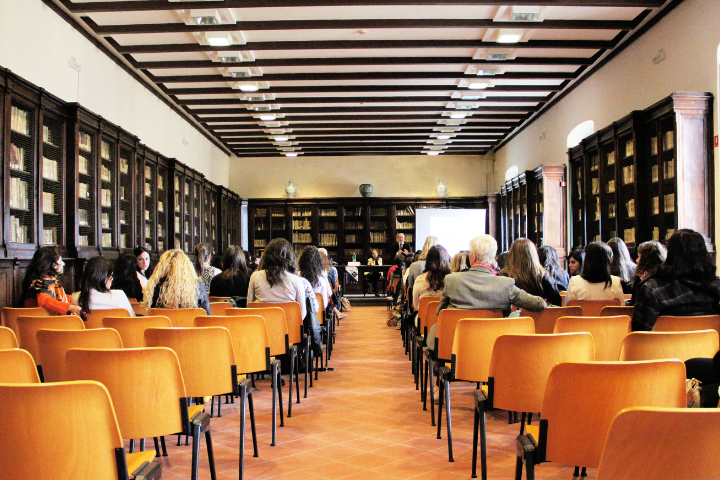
left=0, top=72, right=5, bottom=257
left=0, top=260, right=15, bottom=309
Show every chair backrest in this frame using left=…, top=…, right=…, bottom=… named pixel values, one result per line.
left=247, top=302, right=303, bottom=345
left=452, top=317, right=535, bottom=383
left=37, top=329, right=124, bottom=382
left=130, top=302, right=148, bottom=316
left=0, top=381, right=124, bottom=480
left=653, top=314, right=720, bottom=335
left=148, top=307, right=206, bottom=327
left=421, top=301, right=441, bottom=336
left=209, top=302, right=233, bottom=316
left=84, top=308, right=131, bottom=329
left=417, top=296, right=441, bottom=323
left=566, top=299, right=622, bottom=316
left=619, top=330, right=719, bottom=362
left=1, top=307, right=51, bottom=336
left=101, top=316, right=172, bottom=348
left=597, top=407, right=720, bottom=480
left=554, top=315, right=631, bottom=361
left=542, top=360, right=686, bottom=469
left=0, top=349, right=40, bottom=383
left=522, top=306, right=583, bottom=334
left=16, top=315, right=85, bottom=362
left=0, top=326, right=18, bottom=349
left=599, top=305, right=634, bottom=317
left=144, top=326, right=235, bottom=398
left=194, top=316, right=269, bottom=375
left=66, top=347, right=186, bottom=440
left=243, top=307, right=288, bottom=357
left=314, top=292, right=325, bottom=324
left=209, top=296, right=231, bottom=302
left=489, top=333, right=594, bottom=414
left=436, top=309, right=504, bottom=360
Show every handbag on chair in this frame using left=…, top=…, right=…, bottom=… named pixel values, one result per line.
left=303, top=297, right=324, bottom=358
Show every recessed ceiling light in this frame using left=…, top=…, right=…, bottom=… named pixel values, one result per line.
left=462, top=95, right=482, bottom=101
left=194, top=15, right=220, bottom=26
left=260, top=114, right=276, bottom=121
left=238, top=84, right=258, bottom=92
left=510, top=6, right=540, bottom=22
left=426, top=151, right=440, bottom=156
left=450, top=112, right=466, bottom=119
left=455, top=105, right=473, bottom=110
left=275, top=136, right=289, bottom=142
left=496, top=30, right=523, bottom=44
left=285, top=152, right=297, bottom=157
left=205, top=32, right=233, bottom=47
left=437, top=135, right=451, bottom=140
left=487, top=53, right=509, bottom=61
left=477, top=69, right=498, bottom=76
left=468, top=82, right=489, bottom=89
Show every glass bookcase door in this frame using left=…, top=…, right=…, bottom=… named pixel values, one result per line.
left=529, top=179, right=543, bottom=246
left=183, top=178, right=192, bottom=253
left=617, top=133, right=637, bottom=246
left=519, top=181, right=528, bottom=239
left=193, top=181, right=201, bottom=248
left=659, top=116, right=677, bottom=241
left=270, top=206, right=286, bottom=241
left=343, top=205, right=364, bottom=259
left=40, top=113, right=63, bottom=246
left=203, top=187, right=212, bottom=245
left=77, top=129, right=96, bottom=247
left=253, top=207, right=269, bottom=257
left=291, top=206, right=312, bottom=255
left=156, top=166, right=167, bottom=252
left=118, top=147, right=133, bottom=250
left=395, top=204, right=415, bottom=249
left=99, top=138, right=116, bottom=249
left=9, top=103, right=36, bottom=245
left=586, top=150, right=601, bottom=243
left=318, top=207, right=338, bottom=257
left=600, top=141, right=618, bottom=242
left=173, top=174, right=182, bottom=249
left=369, top=205, right=389, bottom=256
left=143, top=163, right=156, bottom=251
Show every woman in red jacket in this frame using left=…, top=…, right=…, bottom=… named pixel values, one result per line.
left=21, top=247, right=81, bottom=316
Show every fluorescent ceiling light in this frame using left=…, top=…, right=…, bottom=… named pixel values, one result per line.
left=487, top=53, right=509, bottom=61
left=468, top=82, right=489, bottom=89
left=275, top=136, right=289, bottom=142
left=462, top=95, right=482, bottom=101
left=260, top=114, right=276, bottom=121
left=194, top=15, right=220, bottom=26
left=437, top=135, right=451, bottom=140
left=510, top=6, right=540, bottom=22
left=285, top=153, right=297, bottom=157
left=238, top=83, right=258, bottom=92
left=497, top=30, right=523, bottom=44
left=426, top=151, right=440, bottom=156
left=477, top=69, right=498, bottom=76
left=205, top=32, right=233, bottom=47
left=450, top=112, right=466, bottom=119
left=220, top=56, right=242, bottom=63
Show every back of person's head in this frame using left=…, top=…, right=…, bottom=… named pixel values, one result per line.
left=469, top=235, right=497, bottom=265
left=21, top=246, right=61, bottom=302
left=393, top=255, right=406, bottom=269
left=634, top=240, right=667, bottom=282
left=112, top=254, right=138, bottom=289
left=658, top=229, right=715, bottom=283
left=220, top=245, right=248, bottom=280
left=495, top=252, right=509, bottom=270
left=607, top=237, right=636, bottom=283
left=79, top=256, right=113, bottom=312
left=507, top=238, right=544, bottom=292
left=581, top=242, right=613, bottom=288
left=418, top=236, right=440, bottom=260
left=317, top=248, right=331, bottom=271
left=450, top=253, right=463, bottom=273
left=298, top=246, right=323, bottom=289
left=261, top=238, right=296, bottom=288
left=425, top=245, right=452, bottom=291
left=537, top=245, right=561, bottom=272
left=194, top=243, right=213, bottom=273
left=144, top=249, right=198, bottom=308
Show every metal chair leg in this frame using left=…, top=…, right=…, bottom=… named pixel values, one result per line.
left=271, top=362, right=278, bottom=446
left=160, top=436, right=168, bottom=456
left=277, top=365, right=284, bottom=428
left=140, top=438, right=146, bottom=452
left=248, top=390, right=258, bottom=457
left=190, top=422, right=202, bottom=480
left=153, top=437, right=160, bottom=457
left=129, top=439, right=135, bottom=453
left=239, top=380, right=248, bottom=480
left=429, top=358, right=436, bottom=426
left=444, top=379, right=454, bottom=462
left=205, top=429, right=217, bottom=480
left=294, top=350, right=301, bottom=404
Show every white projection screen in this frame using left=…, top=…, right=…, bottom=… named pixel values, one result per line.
left=415, top=209, right=486, bottom=257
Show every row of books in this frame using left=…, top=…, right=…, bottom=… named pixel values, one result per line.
left=10, top=107, right=29, bottom=135
left=292, top=232, right=312, bottom=243
left=318, top=233, right=337, bottom=247
left=369, top=231, right=387, bottom=243
left=10, top=216, right=28, bottom=243
left=396, top=221, right=414, bottom=229
left=649, top=131, right=675, bottom=156
left=319, top=209, right=337, bottom=217
left=292, top=209, right=312, bottom=217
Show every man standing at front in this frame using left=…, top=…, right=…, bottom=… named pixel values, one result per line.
left=391, top=233, right=412, bottom=258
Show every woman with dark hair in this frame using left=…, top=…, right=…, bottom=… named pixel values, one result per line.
left=209, top=246, right=250, bottom=299
left=627, top=240, right=667, bottom=306
left=76, top=256, right=134, bottom=316
left=21, top=247, right=81, bottom=316
left=246, top=238, right=308, bottom=318
left=632, top=229, right=720, bottom=331
left=412, top=245, right=451, bottom=311
left=564, top=242, right=625, bottom=306
left=298, top=246, right=328, bottom=314
left=195, top=243, right=221, bottom=293
left=508, top=239, right=562, bottom=306
left=608, top=237, right=637, bottom=294
left=386, top=255, right=406, bottom=296
left=567, top=247, right=585, bottom=277
left=538, top=245, right=570, bottom=291
left=244, top=250, right=258, bottom=275
left=134, top=246, right=154, bottom=289
left=111, top=253, right=144, bottom=302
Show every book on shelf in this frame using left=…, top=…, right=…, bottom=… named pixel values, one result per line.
left=158, top=176, right=164, bottom=191
left=594, top=198, right=600, bottom=221
left=101, top=141, right=110, bottom=160
left=608, top=203, right=616, bottom=219
left=10, top=178, right=28, bottom=210
left=624, top=228, right=635, bottom=244
left=184, top=183, right=190, bottom=196
left=663, top=130, right=674, bottom=151
left=606, top=151, right=615, bottom=166
left=158, top=201, right=164, bottom=213
left=144, top=224, right=151, bottom=239
left=10, top=144, right=24, bottom=171
left=194, top=225, right=199, bottom=236
left=11, top=106, right=29, bottom=135
left=101, top=189, right=112, bottom=207
left=622, top=165, right=635, bottom=185
left=665, top=228, right=675, bottom=240
left=369, top=221, right=387, bottom=230
left=322, top=222, right=337, bottom=230
left=319, top=209, right=337, bottom=217
left=42, top=192, right=54, bottom=215
left=120, top=233, right=128, bottom=249
left=158, top=224, right=164, bottom=237
left=346, top=234, right=357, bottom=243
left=102, top=233, right=112, bottom=248
left=157, top=240, right=164, bottom=252
left=625, top=140, right=634, bottom=158
left=145, top=209, right=150, bottom=221
left=345, top=207, right=362, bottom=216
left=101, top=165, right=111, bottom=182
left=120, top=210, right=126, bottom=225
left=120, top=158, right=129, bottom=174
left=590, top=155, right=599, bottom=172
left=651, top=164, right=659, bottom=183
left=145, top=166, right=152, bottom=181
left=606, top=180, right=615, bottom=194
left=43, top=157, right=58, bottom=181
left=292, top=232, right=312, bottom=243
left=43, top=227, right=56, bottom=245
left=319, top=233, right=337, bottom=247
left=79, top=132, right=92, bottom=152
left=43, top=125, right=53, bottom=145
left=626, top=199, right=636, bottom=218
left=10, top=216, right=28, bottom=243
left=79, top=209, right=89, bottom=226
left=79, top=235, right=89, bottom=247
left=577, top=209, right=582, bottom=222
left=102, top=212, right=110, bottom=229
left=292, top=219, right=311, bottom=229
left=370, top=231, right=387, bottom=243
left=144, top=182, right=152, bottom=197
left=370, top=207, right=387, bottom=216
left=664, top=193, right=675, bottom=213
left=79, top=182, right=90, bottom=199
left=175, top=217, right=180, bottom=231
left=185, top=241, right=190, bottom=252
left=651, top=197, right=659, bottom=215
left=185, top=220, right=190, bottom=232
left=650, top=137, right=658, bottom=156
left=79, top=156, right=89, bottom=175
left=663, top=159, right=675, bottom=179
left=591, top=178, right=599, bottom=195
left=194, top=207, right=199, bottom=217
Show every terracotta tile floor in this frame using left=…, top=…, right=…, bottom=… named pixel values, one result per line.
left=146, top=307, right=595, bottom=479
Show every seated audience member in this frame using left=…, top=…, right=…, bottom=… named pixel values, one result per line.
left=298, top=246, right=330, bottom=314
left=386, top=255, right=406, bottom=297
left=538, top=245, right=570, bottom=291
left=430, top=235, right=546, bottom=352
left=111, top=253, right=144, bottom=302
left=450, top=252, right=469, bottom=273
left=318, top=248, right=345, bottom=319
left=144, top=249, right=211, bottom=315
left=608, top=237, right=637, bottom=294
left=632, top=229, right=720, bottom=331
left=209, top=246, right=250, bottom=303
left=412, top=245, right=451, bottom=311
left=564, top=242, right=625, bottom=307
left=405, top=236, right=440, bottom=298
left=21, top=247, right=82, bottom=316
left=365, top=249, right=383, bottom=296
left=567, top=247, right=585, bottom=277
left=134, top=246, right=154, bottom=289
left=390, top=232, right=412, bottom=258
left=628, top=240, right=667, bottom=306
left=244, top=250, right=258, bottom=275
left=247, top=238, right=308, bottom=318
left=495, top=252, right=509, bottom=276
left=195, top=243, right=221, bottom=294
left=685, top=351, right=720, bottom=407
left=76, top=256, right=134, bottom=317
left=507, top=239, right=562, bottom=306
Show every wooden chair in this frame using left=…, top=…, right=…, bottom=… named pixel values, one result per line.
left=554, top=315, right=631, bottom=361
left=0, top=326, right=18, bottom=349
left=315, top=292, right=333, bottom=365
left=515, top=360, right=686, bottom=480
left=411, top=296, right=441, bottom=388
left=425, top=308, right=503, bottom=425
left=1, top=306, right=51, bottom=336
left=436, top=317, right=535, bottom=462
left=16, top=315, right=84, bottom=370
left=148, top=307, right=206, bottom=327
left=472, top=332, right=594, bottom=479
left=566, top=298, right=622, bottom=316
left=130, top=302, right=148, bottom=316
left=619, top=330, right=719, bottom=362
left=84, top=308, right=131, bottom=329
left=0, top=381, right=160, bottom=480
left=36, top=328, right=124, bottom=382
left=67, top=348, right=213, bottom=480
left=210, top=302, right=233, bottom=316
left=101, top=316, right=172, bottom=348
left=209, top=296, right=231, bottom=303
left=416, top=300, right=440, bottom=403
left=653, top=314, right=720, bottom=335
left=522, top=306, right=582, bottom=334
left=597, top=407, right=720, bottom=480
left=0, top=349, right=40, bottom=383
left=600, top=305, right=634, bottom=317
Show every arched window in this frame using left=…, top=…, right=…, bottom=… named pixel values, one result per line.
left=567, top=120, right=595, bottom=149
left=504, top=165, right=519, bottom=181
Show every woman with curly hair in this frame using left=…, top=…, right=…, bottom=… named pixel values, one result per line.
left=21, top=247, right=81, bottom=316
left=298, top=246, right=330, bottom=314
left=247, top=238, right=308, bottom=318
left=111, top=253, right=144, bottom=302
left=507, top=239, right=562, bottom=306
left=144, top=249, right=210, bottom=315
left=76, top=256, right=134, bottom=316
left=412, top=245, right=451, bottom=311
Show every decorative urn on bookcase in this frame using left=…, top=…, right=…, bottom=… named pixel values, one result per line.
left=359, top=184, right=373, bottom=197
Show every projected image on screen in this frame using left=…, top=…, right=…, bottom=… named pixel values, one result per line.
left=415, top=209, right=487, bottom=257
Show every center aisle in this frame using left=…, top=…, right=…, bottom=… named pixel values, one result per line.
left=162, top=306, right=593, bottom=479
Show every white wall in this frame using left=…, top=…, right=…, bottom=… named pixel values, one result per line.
left=229, top=153, right=494, bottom=199
left=0, top=0, right=230, bottom=186
left=493, top=0, right=720, bottom=243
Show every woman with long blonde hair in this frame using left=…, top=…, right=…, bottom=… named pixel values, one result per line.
left=144, top=249, right=211, bottom=314
left=507, top=238, right=562, bottom=306
left=405, top=235, right=440, bottom=296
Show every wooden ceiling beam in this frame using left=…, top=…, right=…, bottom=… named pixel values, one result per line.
left=216, top=128, right=512, bottom=135
left=209, top=122, right=517, bottom=130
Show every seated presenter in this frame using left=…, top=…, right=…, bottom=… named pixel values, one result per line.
left=365, top=249, right=383, bottom=296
